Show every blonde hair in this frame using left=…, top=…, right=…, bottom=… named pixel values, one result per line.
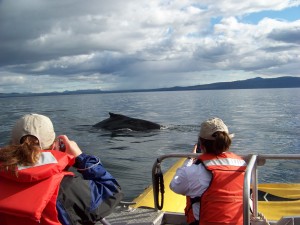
left=0, top=136, right=41, bottom=175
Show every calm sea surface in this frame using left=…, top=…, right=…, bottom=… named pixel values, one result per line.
left=0, top=89, right=299, bottom=201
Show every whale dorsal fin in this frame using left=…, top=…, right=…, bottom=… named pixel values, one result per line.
left=109, top=112, right=123, bottom=118
left=109, top=112, right=116, bottom=117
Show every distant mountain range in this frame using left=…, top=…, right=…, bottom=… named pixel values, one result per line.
left=153, top=76, right=300, bottom=91
left=1, top=76, right=299, bottom=98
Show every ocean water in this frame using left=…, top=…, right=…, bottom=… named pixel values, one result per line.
left=0, top=88, right=299, bottom=201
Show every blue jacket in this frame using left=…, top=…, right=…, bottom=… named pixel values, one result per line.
left=57, top=153, right=123, bottom=225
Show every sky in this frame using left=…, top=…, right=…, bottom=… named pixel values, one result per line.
left=0, top=0, right=299, bottom=93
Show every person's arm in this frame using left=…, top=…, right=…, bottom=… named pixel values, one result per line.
left=57, top=170, right=122, bottom=225
left=169, top=164, right=191, bottom=195
left=74, top=153, right=122, bottom=200
left=56, top=135, right=123, bottom=224
left=170, top=144, right=199, bottom=195
left=58, top=135, right=121, bottom=191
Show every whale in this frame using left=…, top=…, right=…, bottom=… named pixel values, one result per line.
left=93, top=112, right=161, bottom=131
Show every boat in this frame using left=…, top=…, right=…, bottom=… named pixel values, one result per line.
left=101, top=153, right=300, bottom=225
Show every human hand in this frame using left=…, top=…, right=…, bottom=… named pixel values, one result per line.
left=57, top=135, right=82, bottom=157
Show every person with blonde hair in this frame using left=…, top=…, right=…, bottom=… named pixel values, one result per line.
left=170, top=118, right=247, bottom=225
left=0, top=113, right=123, bottom=225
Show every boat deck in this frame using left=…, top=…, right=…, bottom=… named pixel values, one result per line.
left=101, top=206, right=300, bottom=225
left=105, top=207, right=186, bottom=225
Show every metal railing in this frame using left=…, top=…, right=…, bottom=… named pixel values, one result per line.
left=243, top=154, right=300, bottom=225
left=152, top=153, right=300, bottom=225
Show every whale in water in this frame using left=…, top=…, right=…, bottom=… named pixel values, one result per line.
left=93, top=112, right=161, bottom=131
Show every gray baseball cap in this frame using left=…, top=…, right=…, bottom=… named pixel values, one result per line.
left=11, top=113, right=56, bottom=149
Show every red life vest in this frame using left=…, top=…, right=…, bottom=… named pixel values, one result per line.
left=185, top=196, right=196, bottom=223
left=0, top=150, right=75, bottom=225
left=198, top=152, right=246, bottom=225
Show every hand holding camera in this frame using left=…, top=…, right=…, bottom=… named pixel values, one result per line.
left=196, top=143, right=201, bottom=153
left=56, top=135, right=82, bottom=157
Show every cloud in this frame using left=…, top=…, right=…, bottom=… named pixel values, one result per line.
left=269, top=26, right=300, bottom=44
left=0, top=0, right=299, bottom=93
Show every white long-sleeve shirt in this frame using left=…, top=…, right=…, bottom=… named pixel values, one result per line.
left=169, top=158, right=212, bottom=220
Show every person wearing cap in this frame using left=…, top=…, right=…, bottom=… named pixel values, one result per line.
left=0, top=113, right=123, bottom=225
left=170, top=118, right=247, bottom=225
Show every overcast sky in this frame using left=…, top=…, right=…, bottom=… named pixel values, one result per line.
left=0, top=0, right=299, bottom=93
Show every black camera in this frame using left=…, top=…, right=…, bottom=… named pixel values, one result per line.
left=58, top=138, right=66, bottom=152
left=196, top=143, right=201, bottom=153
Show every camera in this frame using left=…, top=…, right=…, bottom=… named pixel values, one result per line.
left=196, top=143, right=201, bottom=153
left=58, top=138, right=66, bottom=152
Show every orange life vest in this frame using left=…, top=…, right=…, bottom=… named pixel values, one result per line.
left=185, top=196, right=196, bottom=223
left=0, top=150, right=75, bottom=225
left=198, top=152, right=246, bottom=225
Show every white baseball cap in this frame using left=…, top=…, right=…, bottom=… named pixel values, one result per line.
left=200, top=117, right=234, bottom=140
left=11, top=113, right=56, bottom=149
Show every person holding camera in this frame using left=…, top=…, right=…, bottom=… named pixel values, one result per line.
left=0, top=113, right=123, bottom=225
left=170, top=118, right=247, bottom=225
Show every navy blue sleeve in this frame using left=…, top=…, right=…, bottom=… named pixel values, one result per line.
left=74, top=153, right=122, bottom=210
left=57, top=154, right=123, bottom=225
